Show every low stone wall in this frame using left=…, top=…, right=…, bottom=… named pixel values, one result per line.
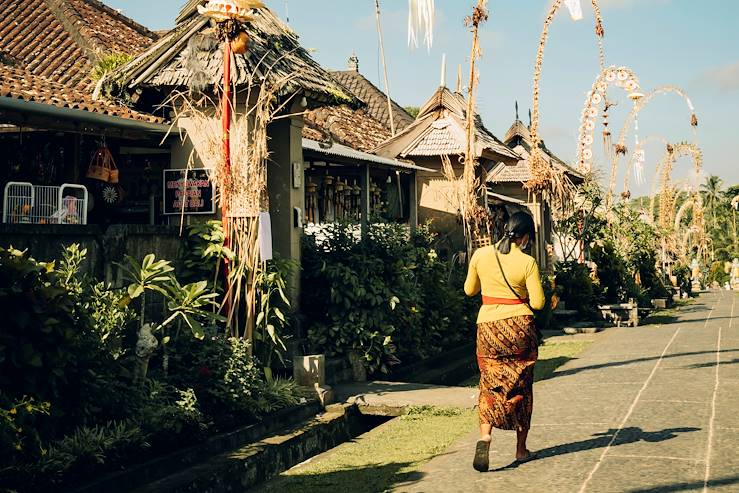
left=0, top=224, right=182, bottom=284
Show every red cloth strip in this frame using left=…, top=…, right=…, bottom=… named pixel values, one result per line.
left=482, top=296, right=528, bottom=306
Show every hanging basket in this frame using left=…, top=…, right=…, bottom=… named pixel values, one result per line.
left=86, top=147, right=119, bottom=183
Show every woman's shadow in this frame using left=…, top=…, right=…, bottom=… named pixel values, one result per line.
left=492, top=426, right=700, bottom=471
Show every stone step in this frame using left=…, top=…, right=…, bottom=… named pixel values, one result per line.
left=129, top=404, right=368, bottom=493
left=335, top=381, right=478, bottom=417
left=68, top=400, right=324, bottom=493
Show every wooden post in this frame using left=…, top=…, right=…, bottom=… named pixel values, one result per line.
left=409, top=172, right=418, bottom=234
left=359, top=164, right=370, bottom=237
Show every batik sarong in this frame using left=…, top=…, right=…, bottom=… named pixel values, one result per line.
left=477, top=315, right=538, bottom=431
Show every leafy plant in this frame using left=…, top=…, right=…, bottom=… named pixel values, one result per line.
left=0, top=247, right=80, bottom=403
left=178, top=220, right=234, bottom=290
left=120, top=254, right=222, bottom=340
left=138, top=382, right=210, bottom=451
left=38, top=421, right=149, bottom=483
left=0, top=395, right=50, bottom=465
left=302, top=221, right=476, bottom=374
left=254, top=257, right=296, bottom=369
left=256, top=377, right=301, bottom=413
left=58, top=244, right=135, bottom=359
left=90, top=53, right=133, bottom=81
left=555, top=261, right=597, bottom=318
left=161, top=330, right=263, bottom=427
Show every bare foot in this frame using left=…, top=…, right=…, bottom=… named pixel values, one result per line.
left=515, top=449, right=538, bottom=463
left=473, top=440, right=491, bottom=472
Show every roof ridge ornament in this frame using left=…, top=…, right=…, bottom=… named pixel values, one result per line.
left=197, top=0, right=264, bottom=23
left=347, top=52, right=359, bottom=72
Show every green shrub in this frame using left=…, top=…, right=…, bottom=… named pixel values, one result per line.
left=0, top=247, right=81, bottom=403
left=590, top=240, right=640, bottom=304
left=707, top=260, right=730, bottom=286
left=0, top=395, right=50, bottom=467
left=257, top=377, right=302, bottom=413
left=673, top=264, right=692, bottom=295
left=302, top=222, right=476, bottom=374
left=535, top=274, right=557, bottom=330
left=38, top=421, right=148, bottom=485
left=254, top=256, right=296, bottom=369
left=138, top=382, right=210, bottom=452
left=161, top=330, right=262, bottom=427
left=555, top=261, right=598, bottom=318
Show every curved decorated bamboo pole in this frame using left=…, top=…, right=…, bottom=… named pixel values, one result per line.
left=576, top=65, right=642, bottom=173
left=650, top=142, right=703, bottom=225
left=606, top=85, right=698, bottom=209
left=526, top=0, right=605, bottom=201
left=627, top=135, right=669, bottom=201
left=674, top=194, right=706, bottom=263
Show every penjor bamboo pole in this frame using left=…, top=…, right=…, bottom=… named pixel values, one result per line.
left=463, top=0, right=487, bottom=255
left=375, top=0, right=396, bottom=136
left=221, top=39, right=233, bottom=328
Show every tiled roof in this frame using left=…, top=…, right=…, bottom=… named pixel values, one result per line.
left=0, top=65, right=164, bottom=123
left=405, top=118, right=464, bottom=156
left=0, top=0, right=158, bottom=90
left=331, top=69, right=415, bottom=132
left=303, top=104, right=392, bottom=153
left=489, top=120, right=583, bottom=183
left=374, top=86, right=519, bottom=163
left=303, top=139, right=433, bottom=173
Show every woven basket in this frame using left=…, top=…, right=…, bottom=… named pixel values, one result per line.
left=86, top=147, right=119, bottom=183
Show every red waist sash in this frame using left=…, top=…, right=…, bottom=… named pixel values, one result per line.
left=482, top=295, right=528, bottom=306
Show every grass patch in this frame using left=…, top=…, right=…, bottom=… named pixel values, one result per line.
left=642, top=299, right=694, bottom=325
left=255, top=406, right=476, bottom=493
left=459, top=340, right=593, bottom=387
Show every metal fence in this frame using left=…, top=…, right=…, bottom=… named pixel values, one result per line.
left=2, top=182, right=88, bottom=225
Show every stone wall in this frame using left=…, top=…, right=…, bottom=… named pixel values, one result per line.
left=0, top=224, right=183, bottom=284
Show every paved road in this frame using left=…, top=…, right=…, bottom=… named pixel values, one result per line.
left=395, top=291, right=739, bottom=493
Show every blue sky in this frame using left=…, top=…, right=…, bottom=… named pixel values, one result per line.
left=109, top=0, right=739, bottom=194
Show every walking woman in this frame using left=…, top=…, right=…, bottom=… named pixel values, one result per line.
left=464, top=212, right=545, bottom=472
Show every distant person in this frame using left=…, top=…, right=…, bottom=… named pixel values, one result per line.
left=464, top=212, right=545, bottom=472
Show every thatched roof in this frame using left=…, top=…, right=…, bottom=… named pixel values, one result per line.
left=488, top=118, right=583, bottom=184
left=105, top=2, right=354, bottom=105
left=373, top=86, right=519, bottom=164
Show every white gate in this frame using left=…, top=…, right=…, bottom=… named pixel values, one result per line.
left=2, top=182, right=88, bottom=225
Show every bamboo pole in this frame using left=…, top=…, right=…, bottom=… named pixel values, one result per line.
left=375, top=0, right=396, bottom=136
left=221, top=39, right=233, bottom=326
left=462, top=0, right=487, bottom=254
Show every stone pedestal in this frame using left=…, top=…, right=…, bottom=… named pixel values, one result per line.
left=294, top=354, right=326, bottom=387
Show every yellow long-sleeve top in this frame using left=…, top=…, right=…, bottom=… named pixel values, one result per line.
left=464, top=243, right=546, bottom=323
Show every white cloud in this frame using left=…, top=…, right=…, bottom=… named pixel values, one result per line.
left=698, top=62, right=739, bottom=92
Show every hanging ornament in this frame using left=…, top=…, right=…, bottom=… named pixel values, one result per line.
left=198, top=0, right=264, bottom=22
left=407, top=0, right=435, bottom=51
left=230, top=31, right=250, bottom=54
left=564, top=0, right=583, bottom=21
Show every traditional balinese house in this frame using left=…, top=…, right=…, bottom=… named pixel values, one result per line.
left=374, top=84, right=519, bottom=254
left=487, top=112, right=584, bottom=268
left=103, top=2, right=356, bottom=271
left=0, top=0, right=168, bottom=227
left=300, top=56, right=426, bottom=231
